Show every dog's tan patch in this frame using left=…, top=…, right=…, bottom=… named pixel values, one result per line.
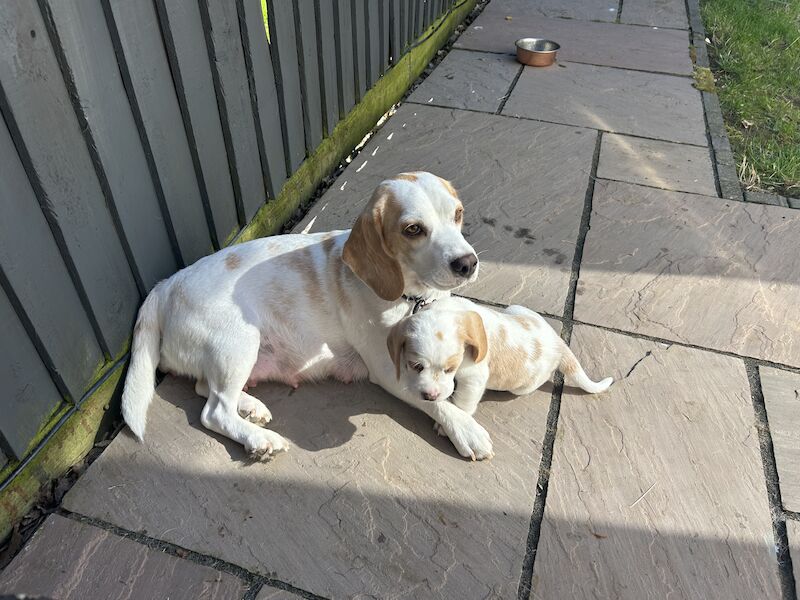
left=437, top=176, right=459, bottom=198
left=513, top=315, right=533, bottom=331
left=530, top=339, right=542, bottom=361
left=487, top=326, right=529, bottom=390
left=445, top=353, right=462, bottom=372
left=561, top=351, right=578, bottom=376
left=393, top=172, right=418, bottom=182
left=287, top=248, right=325, bottom=308
left=225, top=253, right=242, bottom=270
left=331, top=253, right=352, bottom=311
left=435, top=331, right=444, bottom=341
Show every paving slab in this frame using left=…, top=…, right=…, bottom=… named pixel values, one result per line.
left=256, top=587, right=301, bottom=600
left=407, top=49, right=520, bottom=113
left=456, top=12, right=692, bottom=75
left=533, top=325, right=781, bottom=599
left=597, top=134, right=717, bottom=196
left=789, top=520, right=800, bottom=593
left=759, top=367, right=800, bottom=512
left=0, top=514, right=246, bottom=600
left=483, top=0, right=619, bottom=23
left=575, top=180, right=800, bottom=367
left=296, top=103, right=597, bottom=315
left=63, top=376, right=551, bottom=599
left=503, top=61, right=707, bottom=146
left=620, top=0, right=689, bottom=29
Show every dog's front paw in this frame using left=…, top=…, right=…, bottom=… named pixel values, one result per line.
left=245, top=429, right=289, bottom=459
left=446, top=417, right=494, bottom=461
left=238, top=394, right=272, bottom=426
left=433, top=422, right=448, bottom=437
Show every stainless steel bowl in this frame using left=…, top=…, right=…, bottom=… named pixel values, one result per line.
left=515, top=38, right=560, bottom=67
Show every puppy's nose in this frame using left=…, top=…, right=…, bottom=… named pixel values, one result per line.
left=450, top=253, right=478, bottom=278
left=421, top=390, right=440, bottom=401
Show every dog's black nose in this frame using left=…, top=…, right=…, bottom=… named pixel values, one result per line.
left=450, top=254, right=478, bottom=278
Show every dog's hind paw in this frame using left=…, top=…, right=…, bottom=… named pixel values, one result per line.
left=245, top=430, right=289, bottom=459
left=238, top=393, right=272, bottom=426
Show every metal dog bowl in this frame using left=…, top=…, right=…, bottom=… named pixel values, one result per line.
left=515, top=38, right=560, bottom=67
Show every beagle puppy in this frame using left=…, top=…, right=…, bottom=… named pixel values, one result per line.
left=122, top=172, right=499, bottom=460
left=387, top=296, right=613, bottom=427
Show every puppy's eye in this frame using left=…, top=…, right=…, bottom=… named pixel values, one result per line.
left=403, top=224, right=424, bottom=237
left=408, top=361, right=424, bottom=373
left=445, top=367, right=456, bottom=374
left=454, top=207, right=463, bottom=224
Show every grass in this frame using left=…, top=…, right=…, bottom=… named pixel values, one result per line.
left=701, top=0, right=800, bottom=198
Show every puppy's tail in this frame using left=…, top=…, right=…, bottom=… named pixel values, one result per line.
left=121, top=284, right=163, bottom=441
left=559, top=343, right=613, bottom=394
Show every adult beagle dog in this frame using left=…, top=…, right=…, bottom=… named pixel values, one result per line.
left=122, top=172, right=495, bottom=460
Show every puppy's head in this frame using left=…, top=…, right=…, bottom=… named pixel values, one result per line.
left=387, top=309, right=487, bottom=402
left=342, top=172, right=479, bottom=301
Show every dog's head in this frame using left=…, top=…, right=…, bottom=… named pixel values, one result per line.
left=387, top=308, right=487, bottom=402
left=342, top=172, right=479, bottom=301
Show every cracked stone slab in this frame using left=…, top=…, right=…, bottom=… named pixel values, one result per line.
left=0, top=514, right=246, bottom=599
left=533, top=325, right=781, bottom=599
left=63, top=375, right=550, bottom=599
left=574, top=180, right=800, bottom=367
left=759, top=367, right=800, bottom=512
left=456, top=12, right=692, bottom=75
left=503, top=62, right=706, bottom=146
left=257, top=587, right=301, bottom=600
left=620, top=0, right=688, bottom=28
left=597, top=134, right=717, bottom=196
left=295, top=103, right=596, bottom=315
left=790, top=520, right=800, bottom=592
left=483, top=0, right=619, bottom=23
left=407, top=49, right=520, bottom=113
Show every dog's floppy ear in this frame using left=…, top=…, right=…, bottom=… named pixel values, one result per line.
left=460, top=311, right=488, bottom=363
left=342, top=187, right=404, bottom=301
left=386, top=318, right=410, bottom=380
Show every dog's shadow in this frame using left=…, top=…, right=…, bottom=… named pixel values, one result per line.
left=162, top=377, right=556, bottom=463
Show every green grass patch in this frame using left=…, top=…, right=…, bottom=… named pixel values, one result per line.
left=701, top=0, right=800, bottom=197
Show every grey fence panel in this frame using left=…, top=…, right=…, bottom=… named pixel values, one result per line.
left=239, top=0, right=288, bottom=196
left=104, top=0, right=213, bottom=266
left=0, top=1, right=139, bottom=356
left=294, top=0, right=323, bottom=151
left=315, top=0, right=339, bottom=136
left=334, top=0, right=356, bottom=117
left=380, top=1, right=390, bottom=72
left=44, top=0, right=177, bottom=292
left=366, top=0, right=380, bottom=86
left=0, top=286, right=65, bottom=459
left=267, top=0, right=306, bottom=172
left=354, top=0, right=366, bottom=101
left=0, top=111, right=102, bottom=402
left=202, top=0, right=267, bottom=223
left=157, top=0, right=240, bottom=245
left=390, top=0, right=401, bottom=64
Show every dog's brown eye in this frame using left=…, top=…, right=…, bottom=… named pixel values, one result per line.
left=454, top=207, right=463, bottom=224
left=403, top=224, right=423, bottom=237
left=445, top=367, right=455, bottom=374
left=408, top=361, right=424, bottom=373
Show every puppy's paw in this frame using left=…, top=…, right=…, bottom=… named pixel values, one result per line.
left=245, top=430, right=289, bottom=459
left=447, top=417, right=494, bottom=461
left=238, top=394, right=272, bottom=426
left=433, top=422, right=448, bottom=437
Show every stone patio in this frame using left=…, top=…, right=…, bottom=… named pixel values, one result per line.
left=2, top=0, right=799, bottom=598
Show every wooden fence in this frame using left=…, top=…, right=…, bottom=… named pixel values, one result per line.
left=0, top=0, right=459, bottom=473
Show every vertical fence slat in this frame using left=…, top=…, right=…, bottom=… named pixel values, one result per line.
left=104, top=0, right=213, bottom=266
left=316, top=0, right=340, bottom=135
left=294, top=0, right=323, bottom=151
left=0, top=1, right=139, bottom=356
left=334, top=0, right=356, bottom=117
left=366, top=0, right=380, bottom=86
left=0, top=285, right=65, bottom=459
left=0, top=107, right=102, bottom=401
left=390, top=0, right=401, bottom=64
left=353, top=0, right=366, bottom=101
left=239, top=0, right=288, bottom=196
left=156, top=0, right=240, bottom=244
left=380, top=0, right=390, bottom=72
left=44, top=0, right=177, bottom=292
left=201, top=0, right=267, bottom=223
left=267, top=0, right=306, bottom=172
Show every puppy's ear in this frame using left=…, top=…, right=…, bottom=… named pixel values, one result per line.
left=342, top=187, right=404, bottom=301
left=460, top=311, right=488, bottom=363
left=386, top=318, right=409, bottom=380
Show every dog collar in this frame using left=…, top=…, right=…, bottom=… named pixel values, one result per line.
left=402, top=294, right=434, bottom=314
